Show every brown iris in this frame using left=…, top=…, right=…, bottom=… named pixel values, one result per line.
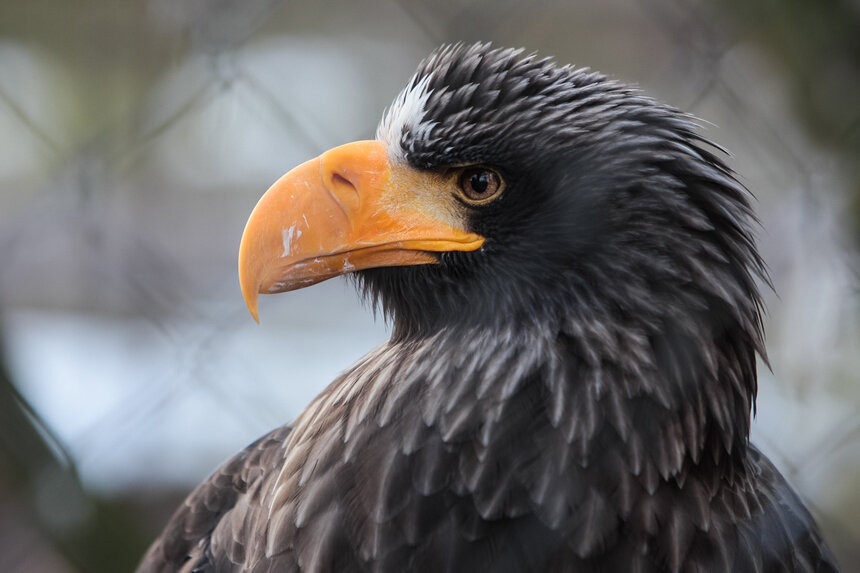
left=458, top=167, right=504, bottom=204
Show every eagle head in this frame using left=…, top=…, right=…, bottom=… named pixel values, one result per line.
left=241, top=41, right=764, bottom=357
left=239, top=42, right=766, bottom=453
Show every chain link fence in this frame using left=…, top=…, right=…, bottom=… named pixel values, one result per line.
left=1, top=0, right=858, bottom=571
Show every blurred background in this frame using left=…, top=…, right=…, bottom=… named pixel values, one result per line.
left=0, top=0, right=858, bottom=570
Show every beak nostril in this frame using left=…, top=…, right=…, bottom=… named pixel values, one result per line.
left=331, top=172, right=354, bottom=190
left=327, top=171, right=361, bottom=213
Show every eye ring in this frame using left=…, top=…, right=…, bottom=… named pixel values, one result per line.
left=457, top=167, right=504, bottom=204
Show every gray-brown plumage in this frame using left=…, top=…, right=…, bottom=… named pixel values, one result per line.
left=137, top=43, right=840, bottom=572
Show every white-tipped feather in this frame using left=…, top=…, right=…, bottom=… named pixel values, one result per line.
left=376, top=74, right=434, bottom=161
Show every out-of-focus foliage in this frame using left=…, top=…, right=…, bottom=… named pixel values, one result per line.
left=713, top=0, right=860, bottom=241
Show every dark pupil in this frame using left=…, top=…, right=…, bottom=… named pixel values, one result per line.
left=470, top=172, right=489, bottom=194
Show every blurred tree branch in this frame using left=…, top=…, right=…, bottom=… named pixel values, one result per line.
left=0, top=323, right=151, bottom=573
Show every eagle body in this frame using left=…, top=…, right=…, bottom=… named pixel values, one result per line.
left=137, top=44, right=840, bottom=572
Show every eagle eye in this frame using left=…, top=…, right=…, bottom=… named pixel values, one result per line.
left=457, top=167, right=504, bottom=204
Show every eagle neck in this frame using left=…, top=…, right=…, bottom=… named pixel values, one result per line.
left=390, top=314, right=753, bottom=483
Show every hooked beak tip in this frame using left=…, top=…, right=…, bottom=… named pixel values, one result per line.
left=240, top=272, right=262, bottom=323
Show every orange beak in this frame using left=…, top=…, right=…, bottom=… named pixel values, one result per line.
left=238, top=140, right=485, bottom=321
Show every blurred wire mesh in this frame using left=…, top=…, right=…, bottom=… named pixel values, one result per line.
left=0, top=0, right=858, bottom=571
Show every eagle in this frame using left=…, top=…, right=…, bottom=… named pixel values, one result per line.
left=136, top=43, right=840, bottom=572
